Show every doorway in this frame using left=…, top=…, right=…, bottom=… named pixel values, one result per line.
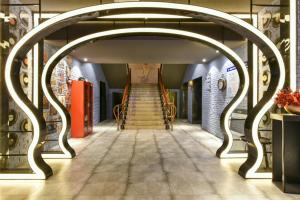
left=168, top=91, right=178, bottom=118
left=99, top=81, right=107, bottom=122
left=180, top=82, right=188, bottom=119
left=112, top=92, right=123, bottom=118
left=192, top=77, right=202, bottom=124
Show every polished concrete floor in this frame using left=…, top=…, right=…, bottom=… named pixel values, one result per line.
left=1, top=121, right=299, bottom=200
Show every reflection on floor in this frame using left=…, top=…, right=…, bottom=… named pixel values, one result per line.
left=0, top=121, right=299, bottom=200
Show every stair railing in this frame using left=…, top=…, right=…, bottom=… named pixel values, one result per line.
left=158, top=67, right=177, bottom=131
left=113, top=68, right=131, bottom=130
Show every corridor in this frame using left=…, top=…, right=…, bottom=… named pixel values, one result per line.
left=0, top=121, right=297, bottom=200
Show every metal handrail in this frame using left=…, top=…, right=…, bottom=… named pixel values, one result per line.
left=113, top=103, right=126, bottom=130
left=113, top=68, right=131, bottom=130
left=158, top=66, right=177, bottom=130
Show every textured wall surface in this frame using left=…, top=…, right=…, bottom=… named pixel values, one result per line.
left=72, top=60, right=109, bottom=124
left=298, top=1, right=300, bottom=88
left=183, top=46, right=247, bottom=138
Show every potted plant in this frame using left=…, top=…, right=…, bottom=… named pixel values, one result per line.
left=275, top=88, right=300, bottom=114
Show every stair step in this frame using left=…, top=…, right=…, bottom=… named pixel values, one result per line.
left=125, top=121, right=165, bottom=125
left=128, top=108, right=162, bottom=111
left=127, top=113, right=164, bottom=117
left=125, top=125, right=166, bottom=130
left=129, top=98, right=161, bottom=101
left=126, top=116, right=164, bottom=120
left=128, top=104, right=161, bottom=107
left=128, top=104, right=162, bottom=107
left=128, top=101, right=161, bottom=104
left=130, top=90, right=159, bottom=92
left=127, top=109, right=163, bottom=113
left=129, top=95, right=160, bottom=101
left=130, top=90, right=158, bottom=91
left=130, top=92, right=160, bottom=95
left=127, top=112, right=163, bottom=116
left=128, top=105, right=162, bottom=109
left=130, top=88, right=159, bottom=92
left=128, top=105, right=162, bottom=108
left=131, top=90, right=159, bottom=91
left=131, top=88, right=158, bottom=89
left=130, top=93, right=160, bottom=96
left=129, top=97, right=161, bottom=99
left=131, top=84, right=157, bottom=87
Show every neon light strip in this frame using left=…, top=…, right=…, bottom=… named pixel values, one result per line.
left=41, top=28, right=248, bottom=161
left=33, top=13, right=74, bottom=159
left=218, top=14, right=258, bottom=158
left=4, top=2, right=285, bottom=179
left=35, top=12, right=255, bottom=160
left=33, top=14, right=40, bottom=108
left=233, top=13, right=258, bottom=105
left=99, top=13, right=191, bottom=19
left=290, top=0, right=297, bottom=91
left=251, top=15, right=258, bottom=106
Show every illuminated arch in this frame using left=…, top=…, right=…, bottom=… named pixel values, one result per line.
left=42, top=27, right=249, bottom=162
left=4, top=2, right=285, bottom=179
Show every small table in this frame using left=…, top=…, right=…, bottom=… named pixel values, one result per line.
left=271, top=113, right=300, bottom=194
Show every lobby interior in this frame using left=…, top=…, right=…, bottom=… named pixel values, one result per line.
left=0, top=0, right=300, bottom=199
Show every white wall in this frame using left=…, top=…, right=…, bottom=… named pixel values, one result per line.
left=183, top=45, right=247, bottom=138
left=72, top=59, right=109, bottom=124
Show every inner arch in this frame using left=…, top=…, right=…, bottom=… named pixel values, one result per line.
left=41, top=28, right=249, bottom=162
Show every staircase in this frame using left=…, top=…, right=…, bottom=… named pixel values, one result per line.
left=124, top=84, right=166, bottom=129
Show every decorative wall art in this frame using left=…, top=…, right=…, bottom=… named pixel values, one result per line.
left=262, top=70, right=271, bottom=86
left=43, top=44, right=73, bottom=151
left=8, top=109, right=18, bottom=126
left=257, top=0, right=289, bottom=169
left=20, top=119, right=30, bottom=132
left=226, top=65, right=239, bottom=98
left=129, top=63, right=160, bottom=84
left=205, top=72, right=212, bottom=92
left=217, top=76, right=227, bottom=91
left=1, top=0, right=34, bottom=169
left=8, top=133, right=18, bottom=150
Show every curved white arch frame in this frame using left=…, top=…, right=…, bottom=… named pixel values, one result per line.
left=3, top=2, right=285, bottom=179
left=290, top=0, right=297, bottom=91
left=41, top=28, right=249, bottom=161
left=34, top=13, right=257, bottom=160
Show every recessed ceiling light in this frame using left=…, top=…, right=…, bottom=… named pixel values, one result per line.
left=202, top=58, right=207, bottom=62
left=83, top=58, right=88, bottom=62
left=216, top=50, right=220, bottom=53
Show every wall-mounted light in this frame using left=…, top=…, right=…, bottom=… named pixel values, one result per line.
left=216, top=50, right=219, bottom=53
left=202, top=58, right=207, bottom=63
left=83, top=58, right=88, bottom=62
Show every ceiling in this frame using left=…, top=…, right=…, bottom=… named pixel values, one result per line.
left=67, top=37, right=245, bottom=64
left=22, top=0, right=275, bottom=13
left=36, top=0, right=254, bottom=89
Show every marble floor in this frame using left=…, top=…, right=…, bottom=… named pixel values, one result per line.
left=0, top=121, right=299, bottom=200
